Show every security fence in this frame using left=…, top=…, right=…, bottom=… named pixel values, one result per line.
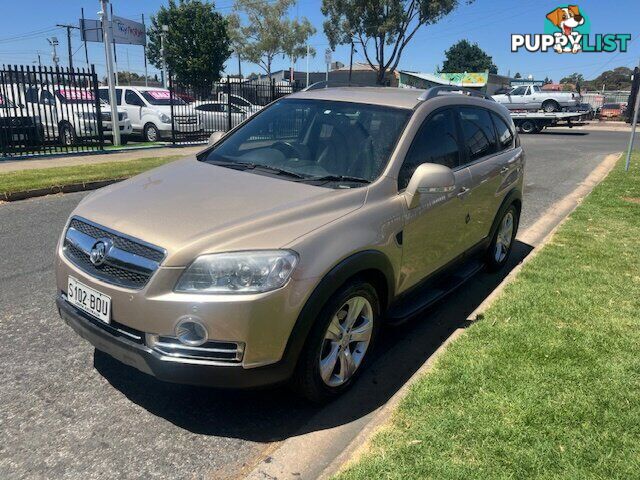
left=168, top=75, right=303, bottom=143
left=0, top=65, right=106, bottom=158
left=581, top=91, right=631, bottom=109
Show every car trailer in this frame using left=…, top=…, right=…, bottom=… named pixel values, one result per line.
left=510, top=111, right=585, bottom=134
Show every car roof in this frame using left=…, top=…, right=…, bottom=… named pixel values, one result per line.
left=288, top=86, right=428, bottom=109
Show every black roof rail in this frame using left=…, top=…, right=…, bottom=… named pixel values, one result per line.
left=418, top=85, right=494, bottom=102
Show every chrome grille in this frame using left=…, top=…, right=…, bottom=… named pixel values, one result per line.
left=63, top=217, right=165, bottom=289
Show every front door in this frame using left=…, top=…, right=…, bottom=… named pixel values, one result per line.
left=398, top=108, right=473, bottom=292
left=506, top=86, right=528, bottom=109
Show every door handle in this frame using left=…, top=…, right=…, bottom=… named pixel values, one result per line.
left=457, top=186, right=471, bottom=198
left=500, top=166, right=511, bottom=174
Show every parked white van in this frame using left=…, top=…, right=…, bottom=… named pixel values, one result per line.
left=16, top=85, right=132, bottom=145
left=99, top=86, right=201, bottom=142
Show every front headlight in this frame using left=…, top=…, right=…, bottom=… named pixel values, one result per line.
left=159, top=112, right=171, bottom=123
left=175, top=250, right=299, bottom=294
left=120, top=111, right=128, bottom=120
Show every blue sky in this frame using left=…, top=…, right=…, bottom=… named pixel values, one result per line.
left=0, top=0, right=637, bottom=81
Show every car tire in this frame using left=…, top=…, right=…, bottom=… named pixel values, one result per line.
left=143, top=123, right=160, bottom=142
left=519, top=120, right=538, bottom=134
left=59, top=123, right=77, bottom=146
left=542, top=100, right=560, bottom=113
left=485, top=204, right=519, bottom=272
left=119, top=135, right=129, bottom=145
left=293, top=279, right=380, bottom=403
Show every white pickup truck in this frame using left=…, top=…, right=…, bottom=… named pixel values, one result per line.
left=492, top=85, right=580, bottom=112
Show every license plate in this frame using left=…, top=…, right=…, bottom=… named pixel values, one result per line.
left=67, top=276, right=111, bottom=324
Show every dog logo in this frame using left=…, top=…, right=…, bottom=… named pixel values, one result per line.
left=511, top=5, right=631, bottom=54
left=546, top=5, right=585, bottom=53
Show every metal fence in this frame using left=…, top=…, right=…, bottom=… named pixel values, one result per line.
left=581, top=91, right=631, bottom=109
left=0, top=65, right=105, bottom=158
left=168, top=75, right=303, bottom=143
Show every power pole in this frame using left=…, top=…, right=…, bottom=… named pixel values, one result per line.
left=56, top=24, right=80, bottom=69
left=625, top=62, right=640, bottom=172
left=348, top=41, right=354, bottom=85
left=48, top=37, right=60, bottom=67
left=99, top=0, right=120, bottom=146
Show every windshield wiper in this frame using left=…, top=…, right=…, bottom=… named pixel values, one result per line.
left=207, top=160, right=306, bottom=179
left=299, top=174, right=371, bottom=184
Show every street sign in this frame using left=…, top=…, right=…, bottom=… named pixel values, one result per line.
left=80, top=16, right=146, bottom=45
left=324, top=48, right=332, bottom=65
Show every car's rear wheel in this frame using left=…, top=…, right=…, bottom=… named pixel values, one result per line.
left=486, top=205, right=519, bottom=271
left=294, top=279, right=379, bottom=403
left=542, top=100, right=560, bottom=113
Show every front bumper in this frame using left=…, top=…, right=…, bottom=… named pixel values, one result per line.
left=56, top=294, right=295, bottom=388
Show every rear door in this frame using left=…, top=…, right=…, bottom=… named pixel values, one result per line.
left=457, top=106, right=517, bottom=244
left=399, top=108, right=474, bottom=290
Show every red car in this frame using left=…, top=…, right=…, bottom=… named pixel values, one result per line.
left=599, top=103, right=623, bottom=120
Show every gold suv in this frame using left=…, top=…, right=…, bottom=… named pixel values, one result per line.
left=55, top=86, right=524, bottom=402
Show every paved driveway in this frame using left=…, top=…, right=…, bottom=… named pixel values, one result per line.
left=0, top=130, right=632, bottom=479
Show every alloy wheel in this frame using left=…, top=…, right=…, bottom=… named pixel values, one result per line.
left=494, top=211, right=514, bottom=263
left=319, top=296, right=373, bottom=387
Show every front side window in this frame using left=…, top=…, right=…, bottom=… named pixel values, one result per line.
left=125, top=90, right=144, bottom=106
left=510, top=86, right=527, bottom=96
left=398, top=109, right=461, bottom=190
left=201, top=99, right=411, bottom=187
left=99, top=89, right=122, bottom=105
left=491, top=112, right=514, bottom=151
left=458, top=107, right=497, bottom=163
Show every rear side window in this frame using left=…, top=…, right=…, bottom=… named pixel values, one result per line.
left=458, top=107, right=497, bottom=163
left=491, top=112, right=514, bottom=151
left=399, top=108, right=461, bottom=189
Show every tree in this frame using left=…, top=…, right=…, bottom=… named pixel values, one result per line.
left=582, top=67, right=632, bottom=91
left=147, top=0, right=231, bottom=91
left=230, top=0, right=316, bottom=80
left=322, top=0, right=473, bottom=85
left=441, top=40, right=497, bottom=74
left=514, top=72, right=522, bottom=79
left=543, top=76, right=552, bottom=84
left=560, top=72, right=584, bottom=84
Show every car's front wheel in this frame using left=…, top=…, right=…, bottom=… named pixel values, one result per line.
left=143, top=123, right=160, bottom=142
left=486, top=204, right=519, bottom=271
left=294, top=279, right=379, bottom=403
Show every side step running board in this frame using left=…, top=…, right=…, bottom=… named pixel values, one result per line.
left=386, top=260, right=484, bottom=325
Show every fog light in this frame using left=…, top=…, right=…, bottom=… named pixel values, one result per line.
left=175, top=316, right=208, bottom=346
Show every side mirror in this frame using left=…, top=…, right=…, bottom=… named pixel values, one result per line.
left=208, top=131, right=225, bottom=146
left=405, top=163, right=455, bottom=209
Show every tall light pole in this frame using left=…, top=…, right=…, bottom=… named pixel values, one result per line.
left=48, top=37, right=60, bottom=67
left=160, top=24, right=169, bottom=88
left=99, top=0, right=121, bottom=146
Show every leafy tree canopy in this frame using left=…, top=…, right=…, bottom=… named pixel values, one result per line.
left=582, top=67, right=633, bottom=91
left=514, top=72, right=522, bottom=79
left=441, top=39, right=497, bottom=74
left=322, top=0, right=473, bottom=85
left=147, top=0, right=231, bottom=89
left=560, top=72, right=584, bottom=84
left=229, top=0, right=315, bottom=79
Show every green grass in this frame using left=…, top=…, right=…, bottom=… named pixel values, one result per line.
left=0, top=155, right=181, bottom=195
left=337, top=154, right=640, bottom=480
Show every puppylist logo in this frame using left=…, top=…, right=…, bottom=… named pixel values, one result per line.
left=512, top=5, right=631, bottom=54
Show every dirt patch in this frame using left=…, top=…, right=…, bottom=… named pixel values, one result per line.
left=622, top=197, right=640, bottom=205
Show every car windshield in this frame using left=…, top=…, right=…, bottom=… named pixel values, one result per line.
left=140, top=90, right=186, bottom=106
left=200, top=98, right=411, bottom=186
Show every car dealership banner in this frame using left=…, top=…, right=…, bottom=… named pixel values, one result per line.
left=80, top=16, right=146, bottom=45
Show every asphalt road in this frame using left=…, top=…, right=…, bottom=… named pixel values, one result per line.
left=0, top=130, right=632, bottom=479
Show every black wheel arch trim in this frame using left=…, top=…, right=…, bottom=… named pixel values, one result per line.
left=489, top=188, right=522, bottom=241
left=279, top=250, right=395, bottom=375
